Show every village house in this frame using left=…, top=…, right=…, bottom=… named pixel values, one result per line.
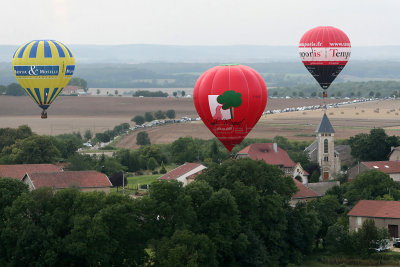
left=158, top=162, right=207, bottom=186
left=348, top=161, right=400, bottom=181
left=389, top=146, right=400, bottom=161
left=22, top=170, right=112, bottom=193
left=0, top=164, right=62, bottom=180
left=348, top=200, right=400, bottom=238
left=235, top=143, right=309, bottom=184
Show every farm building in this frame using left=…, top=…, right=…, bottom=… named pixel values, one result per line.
left=0, top=164, right=62, bottom=180
left=235, top=143, right=309, bottom=184
left=348, top=161, right=400, bottom=181
left=305, top=113, right=352, bottom=180
left=22, top=171, right=112, bottom=192
left=348, top=200, right=400, bottom=238
left=158, top=162, right=207, bottom=186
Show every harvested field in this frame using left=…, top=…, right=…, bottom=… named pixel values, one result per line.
left=1, top=95, right=400, bottom=150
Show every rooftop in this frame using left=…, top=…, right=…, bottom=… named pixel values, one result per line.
left=348, top=200, right=400, bottom=219
left=237, top=143, right=296, bottom=168
left=292, top=179, right=320, bottom=199
left=159, top=162, right=205, bottom=181
left=316, top=113, right=335, bottom=133
left=25, top=171, right=112, bottom=189
left=0, top=164, right=62, bottom=180
left=362, top=161, right=400, bottom=174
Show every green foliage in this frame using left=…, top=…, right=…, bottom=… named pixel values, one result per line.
left=165, top=109, right=176, bottom=119
left=171, top=137, right=198, bottom=164
left=5, top=83, right=25, bottom=96
left=217, top=90, right=242, bottom=119
left=349, top=128, right=400, bottom=161
left=160, top=161, right=167, bottom=174
left=144, top=112, right=154, bottom=122
left=84, top=129, right=92, bottom=141
left=0, top=188, right=148, bottom=266
left=310, top=170, right=320, bottom=183
left=147, top=157, right=158, bottom=171
left=1, top=135, right=61, bottom=164
left=137, top=131, right=151, bottom=146
left=154, top=110, right=166, bottom=119
left=307, top=195, right=345, bottom=244
left=68, top=77, right=88, bottom=91
left=344, top=170, right=400, bottom=205
left=132, top=115, right=145, bottom=125
left=154, top=230, right=217, bottom=267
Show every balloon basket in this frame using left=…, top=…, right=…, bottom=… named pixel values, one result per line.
left=41, top=110, right=47, bottom=119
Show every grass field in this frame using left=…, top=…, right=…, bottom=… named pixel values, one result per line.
left=110, top=174, right=160, bottom=194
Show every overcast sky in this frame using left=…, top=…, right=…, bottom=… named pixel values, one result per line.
left=2, top=0, right=399, bottom=46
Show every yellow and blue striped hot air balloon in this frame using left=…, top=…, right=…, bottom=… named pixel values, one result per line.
left=12, top=40, right=75, bottom=118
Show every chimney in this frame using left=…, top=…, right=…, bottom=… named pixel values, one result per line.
left=273, top=143, right=278, bottom=153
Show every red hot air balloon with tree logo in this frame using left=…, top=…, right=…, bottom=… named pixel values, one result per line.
left=299, top=26, right=351, bottom=98
left=193, top=64, right=267, bottom=152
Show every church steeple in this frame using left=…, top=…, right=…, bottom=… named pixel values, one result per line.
left=316, top=113, right=337, bottom=180
left=316, top=113, right=335, bottom=133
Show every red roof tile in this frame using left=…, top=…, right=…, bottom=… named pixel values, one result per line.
left=362, top=161, right=400, bottom=174
left=25, top=171, right=112, bottom=189
left=0, top=164, right=62, bottom=180
left=348, top=200, right=400, bottom=219
left=292, top=179, right=319, bottom=199
left=159, top=163, right=205, bottom=181
left=237, top=143, right=296, bottom=168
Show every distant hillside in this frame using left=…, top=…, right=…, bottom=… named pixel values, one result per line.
left=2, top=44, right=400, bottom=63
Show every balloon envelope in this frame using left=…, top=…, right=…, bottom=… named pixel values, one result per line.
left=193, top=64, right=267, bottom=152
left=299, top=26, right=351, bottom=90
left=12, top=40, right=75, bottom=115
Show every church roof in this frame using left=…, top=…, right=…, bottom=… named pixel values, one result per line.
left=316, top=113, right=335, bottom=133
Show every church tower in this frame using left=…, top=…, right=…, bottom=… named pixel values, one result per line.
left=316, top=113, right=337, bottom=180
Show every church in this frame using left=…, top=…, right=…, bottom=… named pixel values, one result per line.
left=305, top=113, right=352, bottom=180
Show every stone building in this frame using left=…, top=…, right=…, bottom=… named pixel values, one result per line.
left=305, top=113, right=352, bottom=180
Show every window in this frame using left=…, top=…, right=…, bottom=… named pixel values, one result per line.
left=357, top=217, right=362, bottom=226
left=324, top=139, right=328, bottom=153
left=324, top=156, right=329, bottom=161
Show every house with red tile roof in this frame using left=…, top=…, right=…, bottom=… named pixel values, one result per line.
left=22, top=171, right=112, bottom=193
left=236, top=143, right=309, bottom=184
left=290, top=179, right=320, bottom=205
left=158, top=162, right=206, bottom=186
left=348, top=200, right=400, bottom=238
left=0, top=164, right=62, bottom=180
left=348, top=161, right=400, bottom=181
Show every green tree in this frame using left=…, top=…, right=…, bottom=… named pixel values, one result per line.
left=344, top=170, right=400, bottom=205
left=217, top=90, right=242, bottom=119
left=369, top=91, right=375, bottom=97
left=137, top=131, right=151, bottom=146
left=173, top=91, right=178, bottom=97
left=2, top=135, right=60, bottom=163
left=171, top=137, right=198, bottom=164
left=84, top=129, right=92, bottom=141
left=154, top=110, right=166, bottom=119
left=155, top=230, right=217, bottom=267
left=114, top=90, right=118, bottom=95
left=147, top=157, right=158, bottom=171
left=6, top=83, right=25, bottom=96
left=132, top=115, right=145, bottom=125
left=181, top=90, right=186, bottom=97
left=68, top=77, right=88, bottom=91
left=0, top=85, right=6, bottom=94
left=165, top=109, right=176, bottom=119
left=96, top=89, right=100, bottom=95
left=144, top=112, right=154, bottom=122
left=160, top=161, right=167, bottom=174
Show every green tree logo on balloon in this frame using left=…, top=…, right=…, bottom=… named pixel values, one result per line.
left=217, top=90, right=242, bottom=120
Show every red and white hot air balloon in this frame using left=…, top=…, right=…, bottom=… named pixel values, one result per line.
left=193, top=64, right=267, bottom=152
left=299, top=26, right=351, bottom=97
